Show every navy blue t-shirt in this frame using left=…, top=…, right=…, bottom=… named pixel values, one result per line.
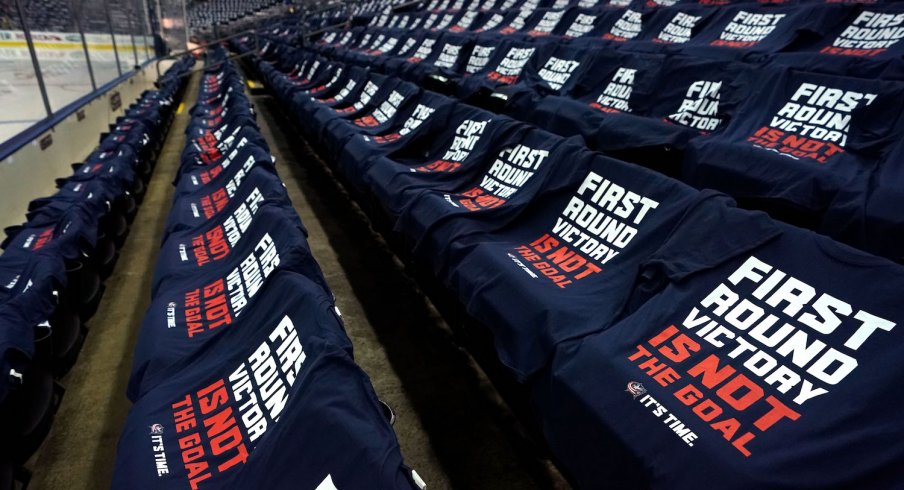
left=471, top=10, right=521, bottom=34
left=624, top=6, right=716, bottom=52
left=623, top=54, right=753, bottom=134
left=320, top=80, right=422, bottom=160
left=789, top=4, right=904, bottom=60
left=25, top=179, right=112, bottom=226
left=0, top=251, right=67, bottom=403
left=443, top=155, right=718, bottom=380
left=457, top=38, right=539, bottom=97
left=403, top=32, right=476, bottom=82
left=295, top=65, right=369, bottom=110
left=363, top=106, right=526, bottom=218
left=261, top=58, right=313, bottom=100
left=175, top=141, right=274, bottom=195
left=683, top=66, right=904, bottom=220
left=335, top=92, right=456, bottom=193
left=192, top=84, right=246, bottom=117
left=370, top=30, right=425, bottom=68
left=680, top=5, right=849, bottom=60
left=285, top=60, right=344, bottom=95
left=521, top=8, right=570, bottom=37
left=130, top=218, right=329, bottom=400
left=456, top=35, right=503, bottom=81
left=504, top=43, right=589, bottom=97
left=766, top=5, right=904, bottom=79
left=553, top=8, right=620, bottom=40
left=538, top=48, right=663, bottom=112
left=305, top=73, right=395, bottom=144
left=495, top=8, right=543, bottom=36
left=68, top=147, right=140, bottom=192
left=819, top=139, right=904, bottom=263
left=291, top=67, right=373, bottom=136
left=185, top=102, right=256, bottom=138
left=533, top=213, right=904, bottom=489
left=367, top=32, right=406, bottom=58
left=114, top=272, right=421, bottom=489
left=152, top=200, right=305, bottom=296
left=448, top=9, right=482, bottom=32
left=180, top=125, right=270, bottom=170
left=383, top=31, right=445, bottom=76
left=44, top=177, right=125, bottom=214
left=1, top=202, right=100, bottom=263
left=163, top=166, right=288, bottom=237
left=594, top=7, right=651, bottom=43
left=100, top=121, right=151, bottom=157
left=219, top=350, right=423, bottom=489
left=520, top=53, right=751, bottom=154
left=395, top=131, right=594, bottom=272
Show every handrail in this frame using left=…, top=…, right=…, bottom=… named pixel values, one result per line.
left=304, top=2, right=346, bottom=18
left=391, top=0, right=424, bottom=12
left=155, top=28, right=261, bottom=78
left=303, top=20, right=351, bottom=39
left=179, top=50, right=260, bottom=79
left=204, top=3, right=297, bottom=38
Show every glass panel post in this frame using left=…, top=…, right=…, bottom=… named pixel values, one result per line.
left=13, top=0, right=51, bottom=117
left=103, top=0, right=122, bottom=75
left=71, top=0, right=98, bottom=90
left=126, top=0, right=139, bottom=65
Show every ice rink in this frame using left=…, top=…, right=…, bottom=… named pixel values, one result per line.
left=0, top=31, right=151, bottom=142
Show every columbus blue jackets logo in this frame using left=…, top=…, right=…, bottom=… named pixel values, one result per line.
left=626, top=381, right=647, bottom=399
left=149, top=423, right=164, bottom=435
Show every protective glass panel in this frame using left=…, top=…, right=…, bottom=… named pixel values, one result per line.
left=76, top=0, right=120, bottom=85
left=0, top=0, right=50, bottom=142
left=21, top=0, right=95, bottom=111
left=158, top=0, right=186, bottom=53
left=109, top=0, right=137, bottom=71
left=134, top=0, right=151, bottom=61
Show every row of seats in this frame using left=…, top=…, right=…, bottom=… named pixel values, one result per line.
left=279, top=0, right=904, bottom=263
left=0, top=56, right=193, bottom=488
left=188, top=0, right=285, bottom=29
left=111, top=46, right=426, bottom=489
left=242, top=0, right=413, bottom=45
left=0, top=0, right=73, bottom=33
left=235, top=1, right=904, bottom=487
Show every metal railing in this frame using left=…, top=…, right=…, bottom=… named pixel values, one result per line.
left=303, top=20, right=351, bottom=40
left=391, top=0, right=424, bottom=12
left=154, top=28, right=261, bottom=79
